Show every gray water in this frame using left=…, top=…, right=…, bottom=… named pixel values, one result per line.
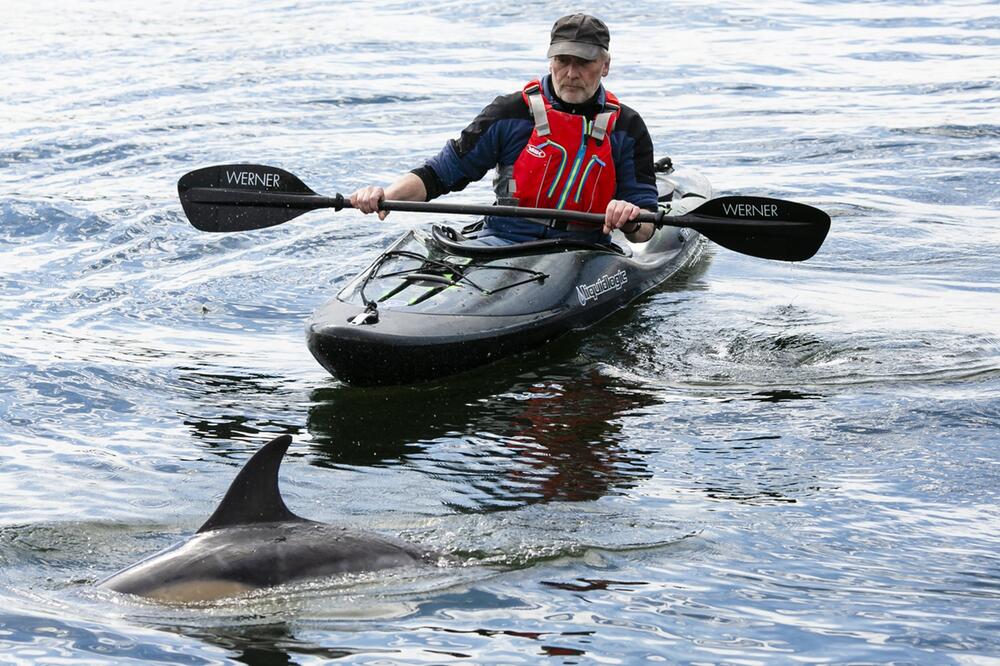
left=2, top=0, right=999, bottom=663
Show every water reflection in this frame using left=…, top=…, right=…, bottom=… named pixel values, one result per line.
left=750, top=389, right=821, bottom=402
left=179, top=624, right=357, bottom=665
left=307, top=363, right=659, bottom=510
left=182, top=412, right=301, bottom=445
left=172, top=359, right=818, bottom=510
left=170, top=354, right=661, bottom=510
left=176, top=367, right=303, bottom=445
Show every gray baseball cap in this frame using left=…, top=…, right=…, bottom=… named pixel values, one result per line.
left=546, top=14, right=610, bottom=61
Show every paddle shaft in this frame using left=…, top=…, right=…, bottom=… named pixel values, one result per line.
left=187, top=186, right=663, bottom=226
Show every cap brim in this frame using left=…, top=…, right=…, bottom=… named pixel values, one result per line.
left=547, top=41, right=602, bottom=61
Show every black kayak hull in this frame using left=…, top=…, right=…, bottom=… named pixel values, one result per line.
left=307, top=165, right=712, bottom=386
left=307, top=306, right=566, bottom=385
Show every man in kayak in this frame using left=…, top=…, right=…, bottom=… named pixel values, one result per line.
left=350, top=13, right=657, bottom=244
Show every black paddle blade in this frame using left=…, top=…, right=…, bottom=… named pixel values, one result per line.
left=178, top=164, right=323, bottom=232
left=685, top=196, right=831, bottom=262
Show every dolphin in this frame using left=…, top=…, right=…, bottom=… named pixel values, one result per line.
left=100, top=434, right=429, bottom=602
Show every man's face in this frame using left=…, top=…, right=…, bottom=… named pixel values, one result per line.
left=549, top=54, right=609, bottom=104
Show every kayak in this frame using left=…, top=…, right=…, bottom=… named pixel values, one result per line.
left=305, top=159, right=712, bottom=386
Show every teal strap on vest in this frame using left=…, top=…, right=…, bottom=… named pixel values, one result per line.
left=525, top=85, right=551, bottom=137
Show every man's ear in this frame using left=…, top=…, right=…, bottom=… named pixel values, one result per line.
left=602, top=57, right=610, bottom=77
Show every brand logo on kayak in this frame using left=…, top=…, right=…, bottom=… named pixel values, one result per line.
left=526, top=144, right=546, bottom=159
left=225, top=170, right=281, bottom=189
left=722, top=202, right=779, bottom=218
left=576, top=270, right=628, bottom=305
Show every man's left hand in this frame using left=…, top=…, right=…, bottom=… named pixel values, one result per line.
left=603, top=199, right=640, bottom=234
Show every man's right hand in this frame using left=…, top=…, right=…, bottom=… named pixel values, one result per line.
left=349, top=186, right=389, bottom=220
left=348, top=174, right=428, bottom=221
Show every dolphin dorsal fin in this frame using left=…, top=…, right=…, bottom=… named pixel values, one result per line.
left=197, top=434, right=306, bottom=533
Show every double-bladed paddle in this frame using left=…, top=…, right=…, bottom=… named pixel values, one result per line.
left=178, top=164, right=830, bottom=262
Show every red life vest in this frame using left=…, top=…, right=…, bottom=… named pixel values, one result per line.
left=510, top=80, right=620, bottom=217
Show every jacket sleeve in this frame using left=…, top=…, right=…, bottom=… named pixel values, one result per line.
left=411, top=92, right=533, bottom=200
left=611, top=106, right=659, bottom=210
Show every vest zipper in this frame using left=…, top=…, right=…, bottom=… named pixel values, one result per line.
left=555, top=117, right=589, bottom=209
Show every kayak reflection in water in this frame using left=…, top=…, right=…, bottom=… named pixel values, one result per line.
left=350, top=13, right=658, bottom=246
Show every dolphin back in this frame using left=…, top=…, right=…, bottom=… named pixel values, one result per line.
left=197, top=434, right=305, bottom=532
left=100, top=522, right=428, bottom=602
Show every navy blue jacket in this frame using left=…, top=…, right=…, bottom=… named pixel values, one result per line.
left=411, top=76, right=658, bottom=213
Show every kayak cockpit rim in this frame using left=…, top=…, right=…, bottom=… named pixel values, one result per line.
left=430, top=224, right=625, bottom=258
